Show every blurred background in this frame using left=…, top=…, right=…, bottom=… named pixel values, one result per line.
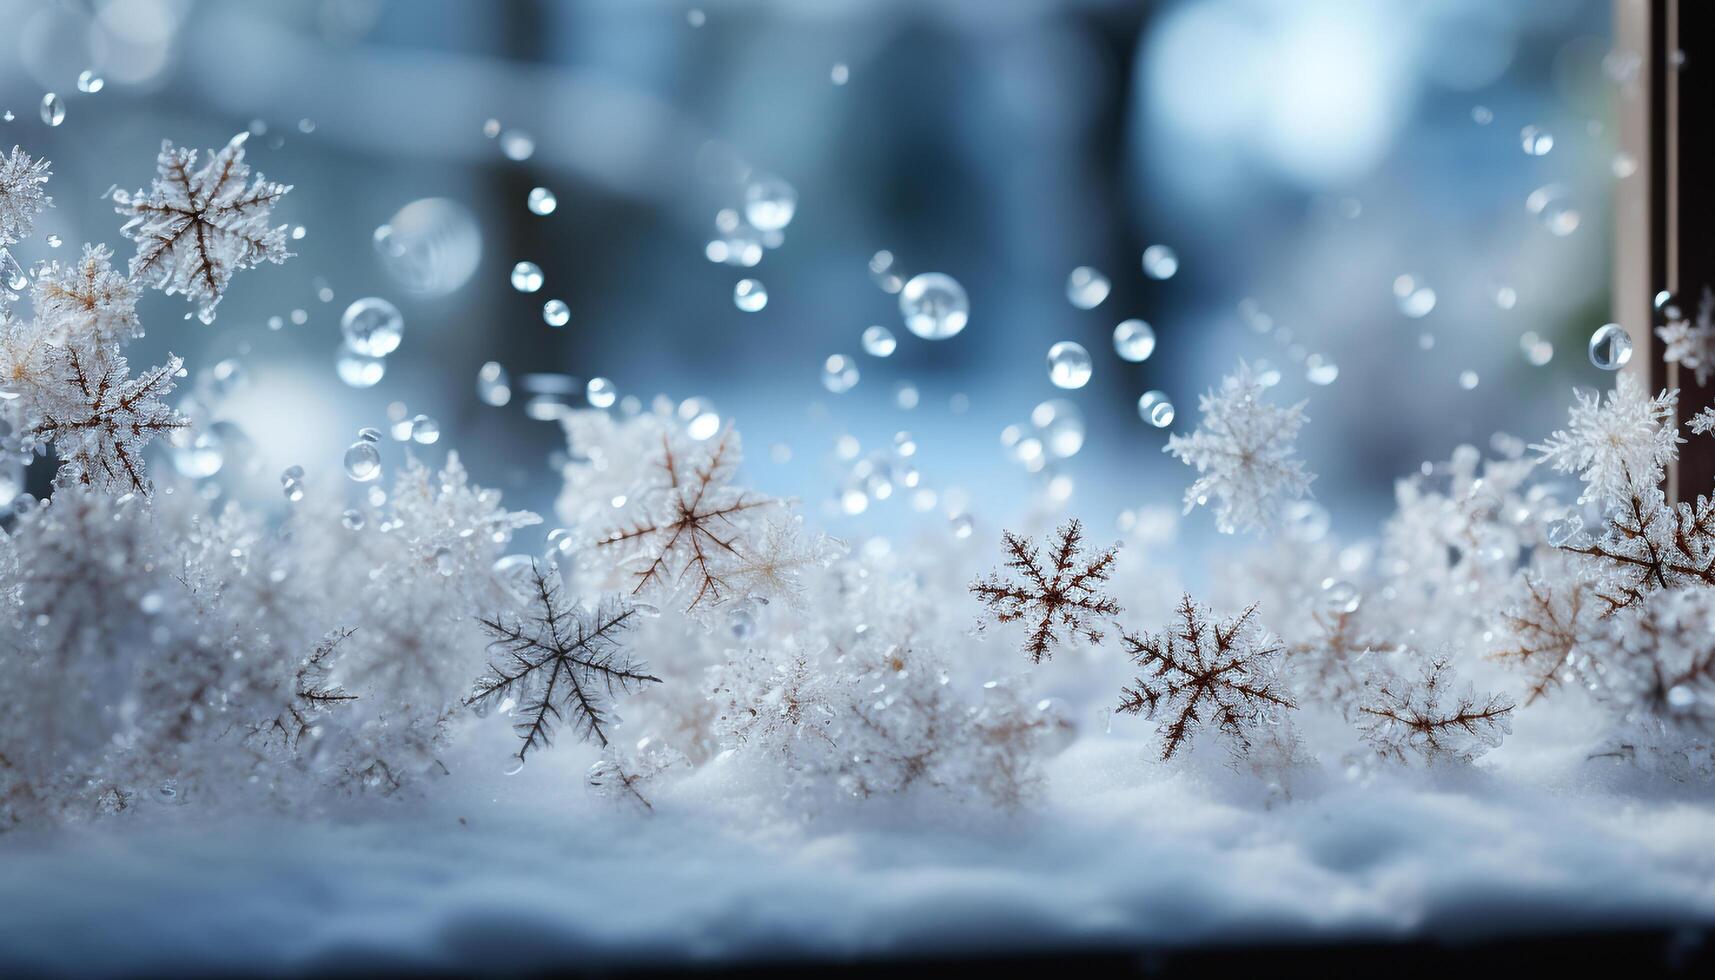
left=0, top=0, right=1630, bottom=558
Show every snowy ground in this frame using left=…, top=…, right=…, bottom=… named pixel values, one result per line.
left=4, top=695, right=1715, bottom=975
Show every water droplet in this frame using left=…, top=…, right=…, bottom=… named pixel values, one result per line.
left=1459, top=370, right=1480, bottom=390
left=343, top=440, right=382, bottom=482
left=340, top=297, right=404, bottom=357
left=543, top=299, right=570, bottom=327
left=898, top=272, right=969, bottom=340
left=1141, top=244, right=1178, bottom=280
left=510, top=261, right=544, bottom=293
left=434, top=546, right=456, bottom=576
left=1112, top=319, right=1156, bottom=362
left=283, top=479, right=305, bottom=503
left=586, top=377, right=617, bottom=408
left=1032, top=399, right=1085, bottom=458
left=39, top=93, right=64, bottom=127
left=744, top=175, right=797, bottom=232
left=1496, top=286, right=1518, bottom=309
left=1520, top=125, right=1553, bottom=155
left=951, top=513, right=974, bottom=539
left=861, top=325, right=897, bottom=357
left=1520, top=331, right=1554, bottom=366
left=1321, top=579, right=1361, bottom=614
left=1393, top=275, right=1436, bottom=318
left=1526, top=184, right=1580, bottom=236
left=526, top=187, right=557, bottom=215
left=503, top=759, right=526, bottom=776
left=1046, top=341, right=1092, bottom=389
left=1612, top=152, right=1638, bottom=179
left=1471, top=104, right=1493, bottom=125
left=477, top=361, right=511, bottom=406
left=1138, top=390, right=1175, bottom=427
left=357, top=427, right=382, bottom=444
left=335, top=347, right=386, bottom=388
left=1, top=248, right=29, bottom=291
left=483, top=118, right=501, bottom=138
left=869, top=250, right=904, bottom=294
left=409, top=415, right=440, bottom=444
left=373, top=198, right=482, bottom=298
left=1666, top=684, right=1697, bottom=711
left=169, top=429, right=225, bottom=479
left=822, top=354, right=860, bottom=394
left=342, top=509, right=365, bottom=530
left=500, top=130, right=535, bottom=161
left=831, top=63, right=850, bottom=85
left=1305, top=354, right=1339, bottom=385
left=76, top=70, right=103, bottom=94
left=1066, top=266, right=1110, bottom=309
left=1588, top=323, right=1633, bottom=370
left=733, top=278, right=768, bottom=312
left=1656, top=290, right=1684, bottom=322
left=687, top=8, right=706, bottom=27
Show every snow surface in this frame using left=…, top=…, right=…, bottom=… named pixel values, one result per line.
left=3, top=693, right=1714, bottom=974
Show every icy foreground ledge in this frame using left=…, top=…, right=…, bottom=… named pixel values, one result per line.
left=3, top=736, right=1713, bottom=973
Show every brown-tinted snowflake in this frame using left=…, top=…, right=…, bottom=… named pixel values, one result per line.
left=970, top=518, right=1121, bottom=663
left=1357, top=656, right=1515, bottom=764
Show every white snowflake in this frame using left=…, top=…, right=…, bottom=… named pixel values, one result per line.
left=112, top=134, right=292, bottom=320
left=0, top=146, right=52, bottom=246
left=1657, top=288, right=1715, bottom=387
left=31, top=244, right=141, bottom=348
left=1532, top=375, right=1680, bottom=505
left=29, top=345, right=186, bottom=495
left=1166, top=360, right=1313, bottom=534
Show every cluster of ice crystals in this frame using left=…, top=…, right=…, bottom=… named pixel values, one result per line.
left=1166, top=360, right=1313, bottom=534
left=1532, top=375, right=1680, bottom=505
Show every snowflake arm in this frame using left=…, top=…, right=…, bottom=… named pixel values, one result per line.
left=31, top=244, right=141, bottom=348
left=970, top=518, right=1122, bottom=662
left=1562, top=488, right=1715, bottom=615
left=466, top=563, right=659, bottom=761
left=1166, top=360, right=1313, bottom=534
left=112, top=134, right=292, bottom=320
left=28, top=345, right=187, bottom=495
left=0, top=146, right=51, bottom=246
left=1357, top=657, right=1515, bottom=764
left=1490, top=576, right=1595, bottom=704
left=1531, top=376, right=1680, bottom=505
left=1657, top=287, right=1715, bottom=387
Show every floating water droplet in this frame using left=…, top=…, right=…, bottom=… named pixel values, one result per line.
left=899, top=272, right=968, bottom=340
left=1141, top=244, right=1178, bottom=280
left=744, top=175, right=797, bottom=232
left=1526, top=184, right=1580, bottom=236
left=951, top=513, right=974, bottom=539
left=39, top=93, right=64, bottom=126
left=1138, top=390, right=1175, bottom=427
left=1666, top=684, right=1697, bottom=710
left=733, top=278, right=767, bottom=312
left=831, top=63, right=850, bottom=85
left=586, top=377, right=617, bottom=408
left=1588, top=323, right=1633, bottom=370
left=1471, top=105, right=1493, bottom=125
left=1520, top=125, right=1553, bottom=155
left=1046, top=341, right=1092, bottom=389
left=340, top=297, right=403, bottom=357
left=169, top=429, right=224, bottom=479
left=1305, top=355, right=1338, bottom=385
left=335, top=347, right=385, bottom=388
left=526, top=187, right=557, bottom=215
left=1112, top=319, right=1156, bottom=362
left=510, top=261, right=543, bottom=293
left=343, top=440, right=382, bottom=482
left=357, top=427, right=382, bottom=443
left=76, top=70, right=104, bottom=94
left=373, top=198, right=482, bottom=298
left=0, top=248, right=28, bottom=291
left=1459, top=370, right=1479, bottom=390
left=860, top=325, right=897, bottom=358
left=1496, top=286, right=1518, bottom=309
left=1520, top=331, right=1554, bottom=366
left=1612, top=152, right=1638, bottom=179
left=1032, top=399, right=1085, bottom=458
left=282, top=478, right=305, bottom=503
left=483, top=118, right=501, bottom=138
left=477, top=361, right=511, bottom=406
left=409, top=415, right=440, bottom=444
left=822, top=354, right=860, bottom=394
left=1655, top=290, right=1684, bottom=323
left=1066, top=266, right=1110, bottom=309
left=500, top=130, right=534, bottom=161
left=687, top=8, right=706, bottom=27
left=542, top=299, right=570, bottom=327
left=1393, top=275, right=1436, bottom=318
left=1321, top=579, right=1361, bottom=614
left=341, top=509, right=365, bottom=530
left=869, top=250, right=904, bottom=294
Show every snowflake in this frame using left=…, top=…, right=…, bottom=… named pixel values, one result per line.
left=0, top=146, right=52, bottom=246
left=1117, top=595, right=1295, bottom=760
left=1657, top=287, right=1715, bottom=387
left=28, top=345, right=186, bottom=495
left=1491, top=576, right=1597, bottom=704
left=1691, top=406, right=1715, bottom=436
left=245, top=628, right=358, bottom=752
left=1563, top=488, right=1715, bottom=616
left=1588, top=586, right=1715, bottom=737
left=1166, top=360, right=1313, bottom=534
left=1285, top=607, right=1394, bottom=709
left=1532, top=376, right=1680, bottom=505
left=112, top=134, right=292, bottom=320
left=592, top=424, right=784, bottom=611
left=970, top=518, right=1122, bottom=663
left=31, top=244, right=141, bottom=348
left=0, top=312, right=54, bottom=400
left=387, top=451, right=541, bottom=573
left=466, top=562, right=660, bottom=762
left=1357, top=656, right=1515, bottom=764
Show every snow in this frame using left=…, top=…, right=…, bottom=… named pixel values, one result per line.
left=4, top=702, right=1713, bottom=974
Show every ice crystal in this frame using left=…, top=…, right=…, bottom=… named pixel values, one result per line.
left=31, top=244, right=141, bottom=348
left=1285, top=607, right=1394, bottom=710
left=0, top=146, right=52, bottom=246
left=1657, top=287, right=1715, bottom=387
left=1491, top=576, right=1598, bottom=704
left=1589, top=585, right=1715, bottom=738
left=1532, top=376, right=1680, bottom=505
left=1356, top=656, right=1515, bottom=764
left=28, top=345, right=186, bottom=495
left=1166, top=360, right=1313, bottom=534
left=970, top=518, right=1121, bottom=663
left=112, top=134, right=292, bottom=320
left=467, top=563, right=660, bottom=762
left=1117, top=595, right=1296, bottom=760
left=1562, top=487, right=1715, bottom=616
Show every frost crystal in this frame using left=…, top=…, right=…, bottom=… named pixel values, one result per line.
left=1532, top=375, right=1680, bottom=505
left=29, top=346, right=186, bottom=495
left=970, top=518, right=1121, bottom=662
left=113, top=134, right=292, bottom=320
left=0, top=146, right=52, bottom=246
left=1166, top=360, right=1313, bottom=534
left=1563, top=487, right=1715, bottom=615
left=1491, top=576, right=1597, bottom=704
left=32, top=244, right=141, bottom=348
left=1589, top=586, right=1715, bottom=739
left=1117, top=596, right=1295, bottom=760
left=1356, top=656, right=1514, bottom=764
left=1657, top=288, right=1715, bottom=387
